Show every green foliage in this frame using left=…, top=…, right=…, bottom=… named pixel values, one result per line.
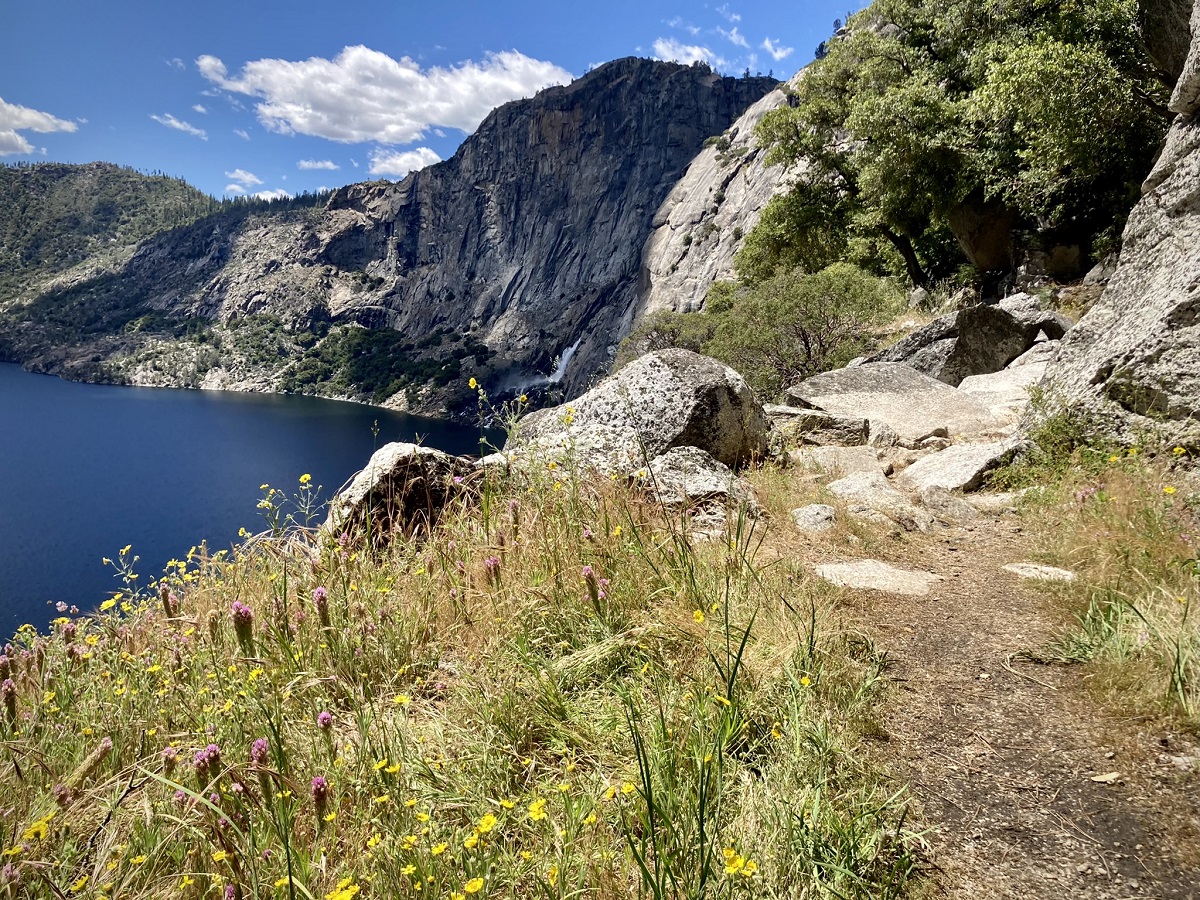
left=281, top=326, right=493, bottom=402
left=618, top=265, right=900, bottom=401
left=748, top=0, right=1168, bottom=286
left=614, top=310, right=717, bottom=370
left=706, top=264, right=901, bottom=400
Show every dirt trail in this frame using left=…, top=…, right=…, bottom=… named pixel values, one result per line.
left=824, top=518, right=1200, bottom=899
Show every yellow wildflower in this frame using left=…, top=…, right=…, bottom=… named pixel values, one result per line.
left=468, top=377, right=478, bottom=390
left=692, top=609, right=705, bottom=624
left=431, top=843, right=448, bottom=856
left=1164, top=486, right=1177, bottom=495
left=299, top=473, right=312, bottom=485
left=528, top=798, right=548, bottom=821
left=464, top=877, right=485, bottom=894
left=477, top=813, right=498, bottom=833
left=211, top=850, right=227, bottom=863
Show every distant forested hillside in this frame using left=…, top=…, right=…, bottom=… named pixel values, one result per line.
left=0, top=162, right=329, bottom=297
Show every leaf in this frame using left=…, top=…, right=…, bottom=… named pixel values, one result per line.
left=1090, top=772, right=1121, bottom=784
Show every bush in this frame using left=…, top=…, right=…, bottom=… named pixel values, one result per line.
left=705, top=264, right=902, bottom=400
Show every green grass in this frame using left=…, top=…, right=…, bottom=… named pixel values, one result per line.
left=1000, top=437, right=1200, bottom=728
left=0, top=461, right=921, bottom=899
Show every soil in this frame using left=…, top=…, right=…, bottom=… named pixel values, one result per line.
left=811, top=517, right=1200, bottom=899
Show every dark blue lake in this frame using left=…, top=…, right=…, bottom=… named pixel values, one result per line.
left=0, top=363, right=491, bottom=636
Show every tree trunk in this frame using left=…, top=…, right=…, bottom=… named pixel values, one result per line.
left=879, top=225, right=930, bottom=288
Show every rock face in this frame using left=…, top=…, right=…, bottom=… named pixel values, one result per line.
left=1040, top=3, right=1200, bottom=448
left=510, top=349, right=770, bottom=473
left=1142, top=0, right=1196, bottom=83
left=637, top=75, right=798, bottom=317
left=323, top=443, right=473, bottom=543
left=4, top=60, right=776, bottom=409
left=865, top=296, right=1070, bottom=386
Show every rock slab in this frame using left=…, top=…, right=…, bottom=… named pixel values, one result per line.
left=814, top=560, right=944, bottom=596
left=895, top=439, right=1023, bottom=493
left=791, top=504, right=837, bottom=533
left=788, top=362, right=1009, bottom=443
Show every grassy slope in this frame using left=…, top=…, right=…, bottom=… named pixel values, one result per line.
left=0, top=460, right=920, bottom=900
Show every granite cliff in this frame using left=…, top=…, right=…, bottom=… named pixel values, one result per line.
left=0, top=59, right=775, bottom=414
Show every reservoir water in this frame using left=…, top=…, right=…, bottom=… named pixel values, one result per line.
left=0, top=363, right=492, bottom=635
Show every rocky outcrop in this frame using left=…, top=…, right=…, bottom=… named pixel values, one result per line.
left=864, top=295, right=1070, bottom=386
left=637, top=75, right=798, bottom=317
left=510, top=348, right=770, bottom=473
left=323, top=443, right=473, bottom=544
left=1039, top=1, right=1200, bottom=449
left=1142, top=0, right=1196, bottom=83
left=5, top=61, right=775, bottom=410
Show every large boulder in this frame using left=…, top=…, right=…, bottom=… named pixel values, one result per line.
left=511, top=349, right=770, bottom=473
left=787, top=362, right=1010, bottom=443
left=865, top=295, right=1070, bottom=386
left=323, top=443, right=473, bottom=543
left=1141, top=0, right=1196, bottom=85
left=1039, top=3, right=1200, bottom=449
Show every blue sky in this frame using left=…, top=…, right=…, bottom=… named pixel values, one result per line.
left=1, top=1, right=859, bottom=199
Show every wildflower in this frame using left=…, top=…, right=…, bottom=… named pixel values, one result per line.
left=621, top=782, right=636, bottom=794
left=373, top=794, right=391, bottom=805
left=69, top=874, right=88, bottom=892
left=325, top=878, right=360, bottom=900
left=2, top=679, right=16, bottom=724
left=477, top=813, right=498, bottom=833
left=464, top=877, right=485, bottom=894
left=528, top=798, right=548, bottom=821
left=692, top=609, right=705, bottom=624
left=392, top=693, right=412, bottom=706
left=311, top=776, right=330, bottom=820
left=469, top=377, right=478, bottom=390
left=317, top=710, right=334, bottom=730
left=212, top=850, right=227, bottom=863
left=1164, top=486, right=1177, bottom=495
left=313, top=587, right=331, bottom=628
left=463, top=831, right=479, bottom=849
left=300, top=473, right=312, bottom=485
left=229, top=601, right=255, bottom=652
left=431, top=843, right=448, bottom=855
left=250, top=738, right=269, bottom=767
left=1173, top=446, right=1187, bottom=456
left=800, top=675, right=812, bottom=687
left=519, top=394, right=528, bottom=403
left=483, top=555, right=502, bottom=586
left=181, top=876, right=196, bottom=888
left=373, top=758, right=388, bottom=770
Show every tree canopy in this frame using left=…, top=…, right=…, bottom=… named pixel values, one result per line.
left=748, top=0, right=1169, bottom=287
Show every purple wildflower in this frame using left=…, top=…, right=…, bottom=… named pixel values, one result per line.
left=250, top=737, right=269, bottom=767
left=1, top=678, right=15, bottom=724
left=230, top=602, right=255, bottom=652
left=483, top=555, right=502, bottom=586
left=194, top=743, right=222, bottom=781
left=311, top=776, right=330, bottom=820
left=317, top=710, right=333, bottom=731
left=162, top=745, right=178, bottom=774
left=313, top=586, right=331, bottom=628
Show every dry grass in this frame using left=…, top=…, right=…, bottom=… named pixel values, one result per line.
left=0, top=462, right=921, bottom=899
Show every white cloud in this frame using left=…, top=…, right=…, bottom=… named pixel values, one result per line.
left=718, top=26, right=749, bottom=49
left=167, top=57, right=185, bottom=69
left=0, top=97, right=78, bottom=155
left=196, top=46, right=572, bottom=145
left=253, top=188, right=291, bottom=200
left=225, top=168, right=262, bottom=187
left=762, top=38, right=794, bottom=61
left=297, top=158, right=338, bottom=170
left=0, top=131, right=33, bottom=154
left=224, top=183, right=246, bottom=195
left=651, top=38, right=724, bottom=68
left=192, top=104, right=208, bottom=114
left=233, top=128, right=250, bottom=140
left=666, top=16, right=701, bottom=36
left=716, top=4, right=740, bottom=22
left=151, top=113, right=207, bottom=139
left=368, top=146, right=441, bottom=178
